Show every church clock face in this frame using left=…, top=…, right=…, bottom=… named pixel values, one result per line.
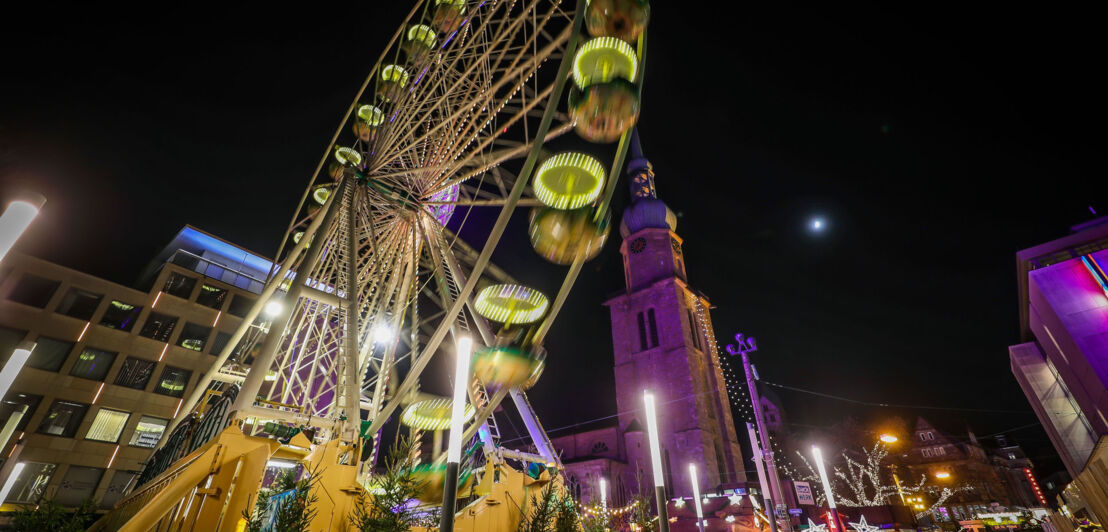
left=671, top=237, right=682, bottom=255
left=629, top=237, right=646, bottom=254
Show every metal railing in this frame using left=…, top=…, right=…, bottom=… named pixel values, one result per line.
left=165, top=249, right=268, bottom=294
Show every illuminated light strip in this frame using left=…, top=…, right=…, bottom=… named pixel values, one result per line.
left=173, top=399, right=183, bottom=418
left=212, top=311, right=221, bottom=327
left=533, top=153, right=606, bottom=210
left=473, top=284, right=550, bottom=325
left=1081, top=255, right=1108, bottom=296
left=7, top=433, right=23, bottom=457
left=572, top=37, right=638, bottom=88
left=92, top=383, right=105, bottom=404
left=159, top=343, right=169, bottom=361
left=106, top=444, right=120, bottom=469
left=152, top=291, right=162, bottom=309
left=77, top=322, right=91, bottom=342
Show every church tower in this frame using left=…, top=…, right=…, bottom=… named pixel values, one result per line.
left=606, top=132, right=746, bottom=497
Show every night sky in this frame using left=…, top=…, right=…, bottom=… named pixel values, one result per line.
left=3, top=3, right=1104, bottom=476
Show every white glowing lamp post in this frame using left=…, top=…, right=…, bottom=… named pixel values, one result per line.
left=600, top=477, right=608, bottom=510
left=643, top=391, right=670, bottom=532
left=440, top=337, right=472, bottom=532
left=0, top=341, right=35, bottom=403
left=0, top=194, right=45, bottom=264
left=690, top=464, right=705, bottom=532
left=812, top=446, right=841, bottom=530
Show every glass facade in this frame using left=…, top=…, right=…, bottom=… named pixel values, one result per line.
left=100, top=300, right=142, bottom=331
left=37, top=400, right=90, bottom=437
left=27, top=336, right=72, bottom=371
left=69, top=347, right=117, bottom=381
left=129, top=415, right=168, bottom=448
left=154, top=366, right=191, bottom=398
left=86, top=408, right=130, bottom=443
left=139, top=311, right=178, bottom=342
left=55, top=288, right=103, bottom=320
left=114, top=357, right=156, bottom=390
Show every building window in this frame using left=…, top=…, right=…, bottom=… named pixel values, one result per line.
left=636, top=312, right=648, bottom=351
left=647, top=308, right=659, bottom=348
left=99, top=470, right=138, bottom=509
left=129, top=415, right=168, bottom=448
left=163, top=272, right=197, bottom=299
left=86, top=408, right=130, bottom=443
left=55, top=288, right=103, bottom=320
left=936, top=446, right=946, bottom=456
left=114, top=357, right=156, bottom=390
left=26, top=336, right=72, bottom=371
left=177, top=322, right=211, bottom=352
left=54, top=466, right=104, bottom=507
left=154, top=366, right=192, bottom=398
left=591, top=441, right=610, bottom=455
left=228, top=294, right=254, bottom=318
left=100, top=300, right=143, bottom=332
left=1008, top=452, right=1016, bottom=460
left=922, top=448, right=932, bottom=458
left=0, top=326, right=27, bottom=359
left=209, top=331, right=232, bottom=356
left=197, top=284, right=227, bottom=310
left=688, top=310, right=701, bottom=350
left=6, top=274, right=59, bottom=308
left=3, top=461, right=56, bottom=504
left=0, top=392, right=42, bottom=431
left=37, top=400, right=90, bottom=437
left=69, top=347, right=117, bottom=381
left=140, top=311, right=178, bottom=342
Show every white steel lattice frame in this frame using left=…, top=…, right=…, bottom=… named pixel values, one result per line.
left=165, top=0, right=587, bottom=459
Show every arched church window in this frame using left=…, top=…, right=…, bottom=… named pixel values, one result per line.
left=591, top=441, right=609, bottom=455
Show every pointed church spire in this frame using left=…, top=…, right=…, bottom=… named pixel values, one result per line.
left=620, top=128, right=675, bottom=237
left=626, top=128, right=656, bottom=201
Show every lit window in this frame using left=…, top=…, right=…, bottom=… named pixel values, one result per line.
left=100, top=300, right=143, bottom=332
left=163, top=272, right=197, bottom=299
left=154, top=366, right=192, bottom=398
left=69, top=347, right=117, bottom=381
left=6, top=274, right=59, bottom=308
left=114, top=357, right=156, bottom=390
left=86, top=408, right=130, bottom=443
left=37, top=400, right=89, bottom=437
left=139, top=311, right=178, bottom=342
left=177, top=322, right=211, bottom=352
left=129, top=416, right=168, bottom=448
left=0, top=392, right=42, bottom=431
left=3, top=462, right=56, bottom=504
left=55, top=288, right=103, bottom=320
left=197, top=284, right=227, bottom=310
left=922, top=448, right=932, bottom=458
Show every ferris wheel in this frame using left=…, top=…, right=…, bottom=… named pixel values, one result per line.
left=160, top=0, right=650, bottom=476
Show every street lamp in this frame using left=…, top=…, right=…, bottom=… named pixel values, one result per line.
left=934, top=471, right=951, bottom=480
left=644, top=391, right=671, bottom=532
left=879, top=433, right=898, bottom=444
left=440, top=336, right=472, bottom=532
left=690, top=464, right=705, bottom=532
left=0, top=193, right=45, bottom=264
left=600, top=477, right=608, bottom=510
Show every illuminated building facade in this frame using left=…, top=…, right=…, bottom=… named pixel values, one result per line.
left=0, top=226, right=266, bottom=511
left=553, top=134, right=747, bottom=510
left=1009, top=216, right=1108, bottom=524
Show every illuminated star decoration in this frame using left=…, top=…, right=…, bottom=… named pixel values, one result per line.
left=729, top=494, right=744, bottom=506
left=849, top=515, right=880, bottom=532
left=674, top=498, right=686, bottom=508
left=807, top=519, right=829, bottom=532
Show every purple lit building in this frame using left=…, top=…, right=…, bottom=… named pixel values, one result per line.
left=1009, top=217, right=1108, bottom=522
left=553, top=134, right=748, bottom=512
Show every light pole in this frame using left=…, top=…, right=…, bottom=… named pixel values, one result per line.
left=812, top=446, right=841, bottom=532
left=690, top=464, right=705, bottom=532
left=440, top=336, right=472, bottom=532
left=747, top=422, right=780, bottom=532
left=725, top=332, right=790, bottom=531
left=644, top=391, right=671, bottom=532
left=0, top=193, right=45, bottom=264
